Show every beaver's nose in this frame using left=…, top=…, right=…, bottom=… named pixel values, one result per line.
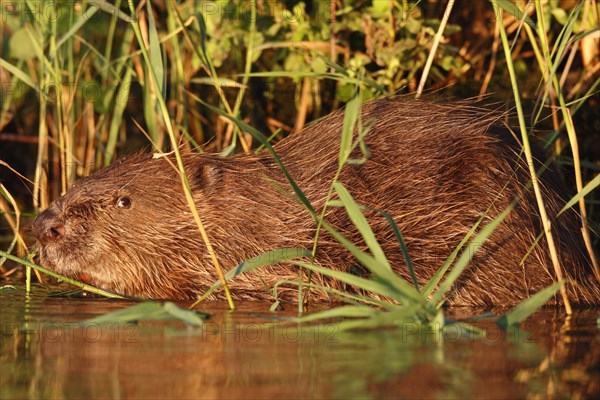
left=32, top=208, right=66, bottom=244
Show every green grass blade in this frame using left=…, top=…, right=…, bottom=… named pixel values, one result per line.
left=190, top=77, right=244, bottom=87
left=296, top=305, right=444, bottom=333
left=143, top=73, right=160, bottom=146
left=559, top=174, right=600, bottom=216
left=445, top=322, right=487, bottom=339
left=339, top=95, right=361, bottom=166
left=104, top=61, right=133, bottom=165
left=83, top=302, right=168, bottom=323
left=535, top=1, right=584, bottom=113
left=56, top=4, right=99, bottom=50
left=291, top=260, right=422, bottom=304
left=430, top=204, right=513, bottom=304
left=146, top=0, right=165, bottom=97
left=23, top=25, right=56, bottom=78
left=334, top=183, right=390, bottom=269
left=377, top=209, right=418, bottom=290
left=294, top=305, right=382, bottom=324
left=271, top=279, right=396, bottom=308
left=548, top=2, right=583, bottom=63
left=162, top=302, right=209, bottom=326
left=496, top=281, right=562, bottom=329
left=320, top=55, right=351, bottom=75
left=321, top=220, right=424, bottom=303
left=87, top=0, right=132, bottom=22
left=81, top=301, right=209, bottom=325
left=196, top=248, right=310, bottom=302
left=192, top=11, right=213, bottom=70
left=422, top=215, right=483, bottom=296
left=0, top=58, right=47, bottom=99
left=495, top=0, right=536, bottom=29
left=330, top=307, right=427, bottom=332
left=292, top=261, right=404, bottom=299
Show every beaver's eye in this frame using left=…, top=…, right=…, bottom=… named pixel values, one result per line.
left=117, top=196, right=132, bottom=209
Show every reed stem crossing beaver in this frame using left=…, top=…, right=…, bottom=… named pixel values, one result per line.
left=31, top=99, right=600, bottom=305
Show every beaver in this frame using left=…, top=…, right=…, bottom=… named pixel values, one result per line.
left=31, top=99, right=600, bottom=305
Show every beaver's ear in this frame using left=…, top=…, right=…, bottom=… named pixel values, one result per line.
left=191, top=162, right=224, bottom=192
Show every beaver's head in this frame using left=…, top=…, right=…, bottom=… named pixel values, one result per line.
left=31, top=153, right=224, bottom=299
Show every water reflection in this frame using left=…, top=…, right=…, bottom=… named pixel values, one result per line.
left=1, top=288, right=598, bottom=399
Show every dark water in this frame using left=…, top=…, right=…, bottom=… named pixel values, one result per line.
left=1, top=287, right=598, bottom=400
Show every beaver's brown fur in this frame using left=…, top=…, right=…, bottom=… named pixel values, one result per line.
left=31, top=99, right=599, bottom=305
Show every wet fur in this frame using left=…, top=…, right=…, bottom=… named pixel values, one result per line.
left=34, top=99, right=600, bottom=305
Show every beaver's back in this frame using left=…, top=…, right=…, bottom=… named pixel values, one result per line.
left=271, top=99, right=598, bottom=305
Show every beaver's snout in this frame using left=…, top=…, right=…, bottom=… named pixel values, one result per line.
left=32, top=208, right=66, bottom=245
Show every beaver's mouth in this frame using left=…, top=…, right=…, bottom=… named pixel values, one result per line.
left=38, top=243, right=120, bottom=295
left=37, top=241, right=77, bottom=273
left=75, top=272, right=115, bottom=292
left=77, top=275, right=122, bottom=296
left=36, top=243, right=60, bottom=272
left=64, top=268, right=122, bottom=296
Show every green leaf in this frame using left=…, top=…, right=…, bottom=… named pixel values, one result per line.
left=334, top=183, right=388, bottom=268
left=430, top=204, right=513, bottom=304
left=377, top=209, right=418, bottom=290
left=310, top=57, right=328, bottom=74
left=294, top=305, right=380, bottom=324
left=0, top=58, right=45, bottom=98
left=199, top=248, right=311, bottom=301
left=551, top=8, right=568, bottom=25
left=9, top=27, right=38, bottom=60
left=559, top=174, right=599, bottom=216
left=493, top=0, right=536, bottom=29
left=163, top=302, right=208, bottom=326
left=369, top=0, right=391, bottom=16
left=105, top=61, right=133, bottom=165
left=56, top=4, right=100, bottom=50
left=422, top=215, right=483, bottom=296
left=338, top=95, right=361, bottom=166
left=292, top=260, right=418, bottom=306
left=496, top=281, right=562, bottom=329
left=146, top=1, right=165, bottom=97
left=81, top=302, right=209, bottom=326
left=320, top=220, right=424, bottom=304
left=88, top=0, right=132, bottom=22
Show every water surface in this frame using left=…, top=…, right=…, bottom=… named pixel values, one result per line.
left=1, top=287, right=598, bottom=399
